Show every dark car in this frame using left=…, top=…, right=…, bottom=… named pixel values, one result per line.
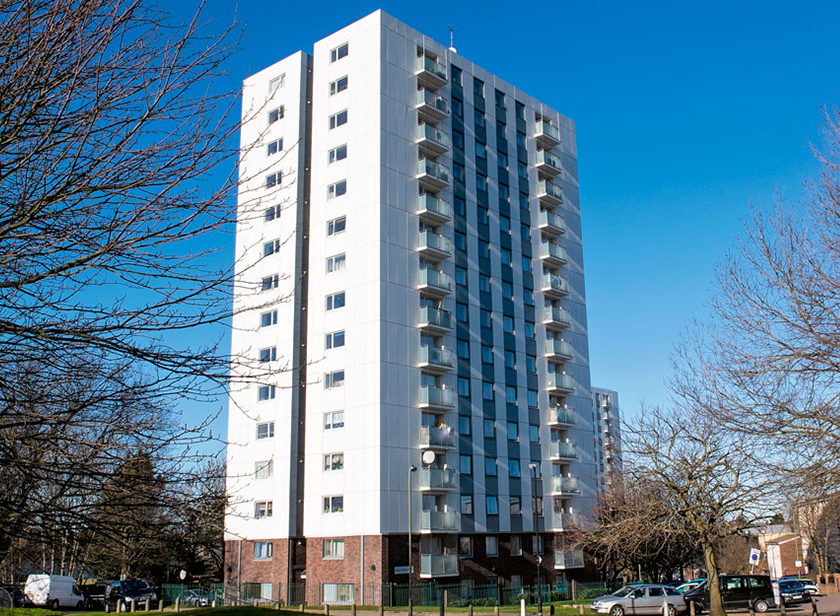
left=81, top=582, right=109, bottom=609
left=104, top=579, right=158, bottom=613
left=182, top=589, right=214, bottom=607
left=777, top=580, right=811, bottom=606
left=684, top=575, right=775, bottom=613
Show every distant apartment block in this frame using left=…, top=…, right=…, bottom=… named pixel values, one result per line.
left=591, top=388, right=622, bottom=494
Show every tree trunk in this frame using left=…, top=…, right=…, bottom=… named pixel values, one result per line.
left=704, top=543, right=726, bottom=616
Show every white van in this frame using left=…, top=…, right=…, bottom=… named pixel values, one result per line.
left=24, top=574, right=85, bottom=609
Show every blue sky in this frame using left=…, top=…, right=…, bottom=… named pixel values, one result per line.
left=182, top=0, right=840, bottom=421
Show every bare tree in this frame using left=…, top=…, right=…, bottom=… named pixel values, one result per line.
left=0, top=0, right=244, bottom=569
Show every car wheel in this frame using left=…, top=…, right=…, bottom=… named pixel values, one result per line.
left=77, top=601, right=84, bottom=609
left=610, top=605, right=625, bottom=616
left=667, top=604, right=677, bottom=616
left=692, top=602, right=704, bottom=615
left=753, top=599, right=770, bottom=613
left=50, top=599, right=60, bottom=611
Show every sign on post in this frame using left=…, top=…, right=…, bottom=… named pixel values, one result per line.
left=749, top=548, right=761, bottom=567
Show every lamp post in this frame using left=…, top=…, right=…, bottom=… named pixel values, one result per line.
left=408, top=464, right=417, bottom=616
left=530, top=464, right=542, bottom=616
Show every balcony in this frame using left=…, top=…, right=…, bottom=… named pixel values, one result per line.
left=540, top=242, right=569, bottom=267
left=545, top=339, right=573, bottom=362
left=550, top=440, right=579, bottom=460
left=554, top=548, right=584, bottom=570
left=547, top=372, right=575, bottom=393
left=420, top=467, right=457, bottom=491
left=421, top=509, right=458, bottom=532
left=417, top=123, right=450, bottom=155
left=416, top=89, right=449, bottom=121
left=419, top=345, right=454, bottom=373
left=552, top=512, right=582, bottom=532
left=418, top=268, right=452, bottom=297
left=418, top=229, right=452, bottom=260
left=418, top=305, right=452, bottom=333
left=420, top=425, right=457, bottom=449
left=536, top=150, right=562, bottom=176
left=417, top=158, right=450, bottom=190
left=419, top=385, right=455, bottom=410
left=417, top=194, right=452, bottom=224
left=420, top=554, right=459, bottom=578
left=416, top=55, right=447, bottom=88
left=550, top=476, right=581, bottom=495
left=543, top=305, right=571, bottom=331
left=535, top=120, right=561, bottom=148
left=537, top=179, right=564, bottom=206
left=541, top=273, right=570, bottom=299
left=548, top=405, right=575, bottom=426
left=538, top=210, right=566, bottom=236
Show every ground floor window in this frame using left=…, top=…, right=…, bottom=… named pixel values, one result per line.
left=322, top=583, right=354, bottom=605
left=242, top=583, right=273, bottom=601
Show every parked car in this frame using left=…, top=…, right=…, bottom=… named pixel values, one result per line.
left=674, top=582, right=703, bottom=594
left=590, top=584, right=686, bottom=616
left=104, top=579, right=158, bottom=612
left=182, top=589, right=214, bottom=607
left=24, top=574, right=85, bottom=610
left=776, top=580, right=812, bottom=606
left=778, top=578, right=820, bottom=596
left=1, top=585, right=32, bottom=608
left=683, top=575, right=775, bottom=613
left=81, top=581, right=109, bottom=609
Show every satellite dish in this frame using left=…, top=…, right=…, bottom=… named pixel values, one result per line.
left=422, top=451, right=436, bottom=465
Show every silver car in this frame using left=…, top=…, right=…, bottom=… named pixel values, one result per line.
left=591, top=584, right=687, bottom=616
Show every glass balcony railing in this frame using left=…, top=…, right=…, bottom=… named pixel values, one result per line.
left=535, top=120, right=561, bottom=145
left=554, top=548, right=584, bottom=569
left=416, top=55, right=447, bottom=82
left=550, top=440, right=578, bottom=459
left=421, top=509, right=458, bottom=531
left=416, top=89, right=450, bottom=116
left=542, top=273, right=570, bottom=295
left=420, top=467, right=457, bottom=490
left=540, top=242, right=568, bottom=264
left=417, top=123, right=450, bottom=150
left=418, top=229, right=452, bottom=257
left=417, top=194, right=452, bottom=221
left=417, top=158, right=450, bottom=185
left=543, top=305, right=571, bottom=328
left=550, top=475, right=581, bottom=494
left=536, top=150, right=562, bottom=173
left=549, top=405, right=575, bottom=426
left=419, top=425, right=456, bottom=448
left=539, top=210, right=566, bottom=234
left=537, top=179, right=564, bottom=203
left=419, top=345, right=454, bottom=369
left=552, top=512, right=581, bottom=531
left=419, top=305, right=452, bottom=330
left=420, top=554, right=458, bottom=577
left=419, top=385, right=455, bottom=408
left=418, top=268, right=452, bottom=293
left=546, top=339, right=573, bottom=359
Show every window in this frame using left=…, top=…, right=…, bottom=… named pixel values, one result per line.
left=524, top=289, right=535, bottom=306
left=508, top=421, right=519, bottom=441
left=329, top=76, right=348, bottom=95
left=528, top=390, right=539, bottom=408
left=259, top=347, right=277, bottom=363
left=324, top=411, right=344, bottom=430
left=329, top=109, right=348, bottom=129
left=461, top=494, right=473, bottom=514
left=486, top=536, right=499, bottom=557
left=453, top=163, right=465, bottom=183
left=455, top=266, right=467, bottom=286
left=479, top=275, right=491, bottom=293
left=268, top=75, right=284, bottom=93
left=515, top=101, right=525, bottom=121
left=325, top=370, right=345, bottom=389
left=509, top=459, right=521, bottom=477
left=453, top=130, right=465, bottom=150
left=325, top=330, right=345, bottom=349
left=473, top=78, right=484, bottom=98
left=326, top=291, right=346, bottom=310
left=451, top=65, right=463, bottom=86
left=452, top=97, right=464, bottom=117
left=329, top=144, right=347, bottom=163
left=260, top=310, right=278, bottom=327
left=483, top=419, right=495, bottom=438
left=323, top=496, right=344, bottom=513
left=504, top=351, right=516, bottom=370
left=254, top=501, right=273, bottom=518
left=256, top=422, right=275, bottom=439
left=267, top=138, right=283, bottom=155
left=263, top=239, right=280, bottom=256
left=480, top=309, right=491, bottom=329
left=458, top=377, right=470, bottom=397
left=254, top=541, right=273, bottom=560
left=265, top=172, right=282, bottom=188
left=503, top=315, right=515, bottom=334
left=485, top=457, right=497, bottom=476
left=495, top=89, right=506, bottom=109
left=459, top=415, right=471, bottom=436
left=498, top=151, right=509, bottom=170
left=510, top=535, right=522, bottom=555
left=459, top=536, right=473, bottom=558
left=534, top=495, right=544, bottom=515
left=478, top=240, right=490, bottom=259
left=323, top=453, right=344, bottom=471
left=454, top=196, right=466, bottom=216
left=326, top=253, right=346, bottom=272
left=268, top=106, right=284, bottom=124
left=474, top=110, right=485, bottom=127
left=482, top=382, right=494, bottom=400
left=506, top=385, right=518, bottom=403
left=460, top=454, right=472, bottom=475
left=525, top=321, right=535, bottom=339
left=261, top=274, right=279, bottom=291
left=502, top=281, right=513, bottom=300
left=519, top=192, right=529, bottom=209
left=522, top=256, right=532, bottom=273
left=475, top=142, right=487, bottom=160
left=457, top=339, right=470, bottom=359
left=255, top=460, right=273, bottom=479
left=526, top=355, right=537, bottom=373
left=257, top=385, right=276, bottom=401
left=328, top=180, right=347, bottom=199
left=510, top=496, right=522, bottom=516
left=323, top=539, right=346, bottom=559
left=501, top=215, right=511, bottom=233
left=330, top=42, right=349, bottom=62
left=516, top=131, right=526, bottom=148
left=476, top=174, right=488, bottom=192
left=530, top=425, right=540, bottom=443
left=499, top=184, right=510, bottom=201
left=264, top=205, right=281, bottom=221
left=327, top=216, right=346, bottom=235
left=454, top=231, right=467, bottom=251
left=486, top=496, right=499, bottom=516
left=456, top=302, right=469, bottom=322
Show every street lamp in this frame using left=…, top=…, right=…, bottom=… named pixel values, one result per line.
left=530, top=464, right=542, bottom=616
left=408, top=464, right=417, bottom=616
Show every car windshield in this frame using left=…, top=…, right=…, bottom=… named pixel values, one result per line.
left=122, top=580, right=149, bottom=593
left=612, top=586, right=641, bottom=598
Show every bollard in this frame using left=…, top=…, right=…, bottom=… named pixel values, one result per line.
left=749, top=602, right=755, bottom=616
left=131, top=599, right=136, bottom=613
left=520, top=598, right=526, bottom=616
left=325, top=604, right=330, bottom=616
left=689, top=602, right=695, bottom=616
left=159, top=601, right=165, bottom=613
left=550, top=605, right=555, bottom=616
left=300, top=604, right=305, bottom=613
left=439, top=598, right=444, bottom=616
left=175, top=597, right=181, bottom=613
left=212, top=601, right=216, bottom=609
left=781, top=600, right=787, bottom=616
left=468, top=604, right=474, bottom=616
left=380, top=605, right=385, bottom=616
left=145, top=599, right=150, bottom=612
left=811, top=596, right=819, bottom=616
left=352, top=605, right=357, bottom=616
left=579, top=605, right=585, bottom=615
left=662, top=598, right=668, bottom=616
left=495, top=606, right=500, bottom=616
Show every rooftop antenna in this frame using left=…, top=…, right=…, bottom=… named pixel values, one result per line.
left=447, top=24, right=456, bottom=53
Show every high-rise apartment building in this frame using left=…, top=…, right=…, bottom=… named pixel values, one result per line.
left=591, top=388, right=622, bottom=493
left=225, top=10, right=596, bottom=605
